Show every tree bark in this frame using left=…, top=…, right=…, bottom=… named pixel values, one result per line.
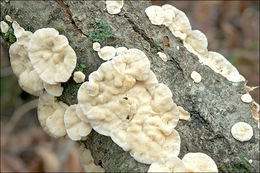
left=1, top=0, right=259, bottom=172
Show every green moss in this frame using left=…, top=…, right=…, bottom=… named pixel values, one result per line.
left=150, top=47, right=157, bottom=54
left=55, top=27, right=62, bottom=34
left=88, top=20, right=113, bottom=43
left=0, top=23, right=16, bottom=45
left=74, top=63, right=86, bottom=72
left=222, top=155, right=253, bottom=173
left=54, top=96, right=60, bottom=102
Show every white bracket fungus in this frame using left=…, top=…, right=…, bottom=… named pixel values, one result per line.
left=148, top=156, right=187, bottom=172
left=191, top=71, right=202, bottom=83
left=98, top=46, right=116, bottom=61
left=241, top=93, right=253, bottom=103
left=38, top=92, right=68, bottom=138
left=116, top=47, right=128, bottom=55
left=73, top=71, right=86, bottom=83
left=78, top=48, right=180, bottom=164
left=76, top=104, right=90, bottom=123
left=28, top=28, right=77, bottom=84
left=145, top=4, right=245, bottom=83
left=178, top=106, right=190, bottom=121
left=43, top=82, right=63, bottom=97
left=231, top=122, right=253, bottom=142
left=93, top=42, right=101, bottom=52
left=182, top=152, right=218, bottom=172
left=79, top=144, right=105, bottom=172
left=64, top=105, right=92, bottom=141
left=145, top=6, right=165, bottom=25
left=157, top=52, right=167, bottom=62
left=184, top=30, right=208, bottom=56
left=106, top=0, right=124, bottom=15
left=9, top=25, right=44, bottom=96
left=5, top=15, right=13, bottom=23
left=0, top=21, right=9, bottom=33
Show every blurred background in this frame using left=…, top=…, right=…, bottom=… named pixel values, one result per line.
left=1, top=1, right=259, bottom=172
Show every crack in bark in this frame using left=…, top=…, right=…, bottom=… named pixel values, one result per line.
left=124, top=13, right=163, bottom=52
left=54, top=0, right=87, bottom=36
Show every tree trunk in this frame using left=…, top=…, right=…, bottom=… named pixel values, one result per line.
left=1, top=0, right=259, bottom=172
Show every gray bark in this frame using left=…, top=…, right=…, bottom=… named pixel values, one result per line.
left=1, top=0, right=259, bottom=172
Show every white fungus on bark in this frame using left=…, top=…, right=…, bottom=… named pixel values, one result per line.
left=231, top=122, right=253, bottom=142
left=241, top=93, right=253, bottom=103
left=0, top=21, right=9, bottom=33
left=182, top=152, right=218, bottom=172
left=78, top=48, right=180, bottom=164
left=178, top=106, right=190, bottom=121
left=9, top=23, right=44, bottom=96
left=93, top=42, right=101, bottom=51
left=98, top=46, right=116, bottom=61
left=191, top=71, right=202, bottom=83
left=73, top=71, right=86, bottom=83
left=38, top=92, right=68, bottom=138
left=28, top=28, right=77, bottom=84
left=157, top=52, right=167, bottom=62
left=64, top=105, right=92, bottom=141
left=106, top=0, right=124, bottom=15
left=145, top=6, right=165, bottom=25
left=43, top=82, right=63, bottom=97
left=148, top=156, right=187, bottom=172
left=145, top=4, right=245, bottom=83
left=5, top=15, right=13, bottom=23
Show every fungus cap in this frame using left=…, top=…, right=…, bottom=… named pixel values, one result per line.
left=78, top=48, right=180, bottom=164
left=168, top=6, right=192, bottom=40
left=38, top=92, right=68, bottom=137
left=0, top=21, right=9, bottom=33
left=231, top=122, right=253, bottom=142
left=184, top=30, right=208, bottom=55
left=116, top=47, right=128, bottom=55
left=178, top=106, right=190, bottom=120
left=64, top=105, right=92, bottom=141
left=191, top=71, right=202, bottom=83
left=28, top=28, right=77, bottom=84
left=205, top=52, right=245, bottom=82
left=148, top=156, right=188, bottom=172
left=182, top=152, right=218, bottom=172
left=5, top=15, right=13, bottom=23
left=73, top=71, right=86, bottom=83
left=43, top=82, right=63, bottom=97
left=76, top=104, right=89, bottom=123
left=93, top=42, right=101, bottom=51
left=161, top=4, right=176, bottom=26
left=98, top=46, right=116, bottom=61
left=157, top=52, right=167, bottom=62
left=106, top=0, right=124, bottom=15
left=145, top=5, right=165, bottom=25
left=9, top=33, right=44, bottom=96
left=241, top=93, right=253, bottom=103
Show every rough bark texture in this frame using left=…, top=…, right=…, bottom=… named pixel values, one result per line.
left=1, top=0, right=259, bottom=172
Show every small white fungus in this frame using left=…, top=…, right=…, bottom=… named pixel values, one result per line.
left=106, top=0, right=124, bottom=15
left=98, top=46, right=116, bottom=61
left=157, top=52, right=167, bottom=62
left=5, top=15, right=13, bottom=23
left=241, top=93, right=253, bottom=103
left=93, top=42, right=101, bottom=51
left=231, top=122, right=253, bottom=142
left=177, top=46, right=180, bottom=50
left=191, top=71, right=202, bottom=83
left=73, top=71, right=85, bottom=83
left=0, top=21, right=9, bottom=33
